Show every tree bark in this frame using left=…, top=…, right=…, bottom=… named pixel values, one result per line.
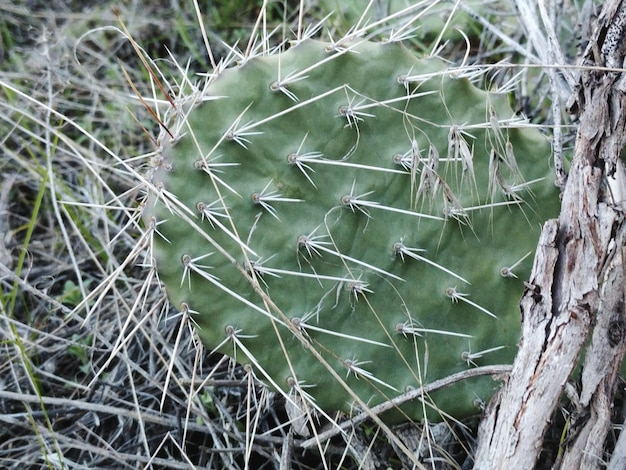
left=473, top=1, right=626, bottom=468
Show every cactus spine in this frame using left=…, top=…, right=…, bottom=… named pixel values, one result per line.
left=144, top=37, right=559, bottom=422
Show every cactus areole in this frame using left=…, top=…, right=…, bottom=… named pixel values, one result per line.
left=144, top=39, right=559, bottom=422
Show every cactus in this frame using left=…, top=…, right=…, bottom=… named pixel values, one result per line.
left=143, top=37, right=559, bottom=423
left=320, top=0, right=489, bottom=44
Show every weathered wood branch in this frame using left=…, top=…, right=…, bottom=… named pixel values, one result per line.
left=473, top=1, right=626, bottom=467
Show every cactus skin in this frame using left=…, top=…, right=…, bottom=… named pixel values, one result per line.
left=144, top=39, right=559, bottom=422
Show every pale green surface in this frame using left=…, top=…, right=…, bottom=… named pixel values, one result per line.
left=145, top=39, right=559, bottom=421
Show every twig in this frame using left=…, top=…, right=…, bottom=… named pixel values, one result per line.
left=300, top=364, right=512, bottom=448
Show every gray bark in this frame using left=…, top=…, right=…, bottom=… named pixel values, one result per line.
left=473, top=0, right=626, bottom=468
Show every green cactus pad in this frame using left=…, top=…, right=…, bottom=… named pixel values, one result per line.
left=144, top=39, right=559, bottom=422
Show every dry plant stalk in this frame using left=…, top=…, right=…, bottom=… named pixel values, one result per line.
left=475, top=0, right=626, bottom=467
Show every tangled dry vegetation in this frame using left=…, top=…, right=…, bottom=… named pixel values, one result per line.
left=0, top=1, right=614, bottom=469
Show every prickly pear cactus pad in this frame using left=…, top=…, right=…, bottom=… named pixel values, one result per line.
left=144, top=39, right=559, bottom=422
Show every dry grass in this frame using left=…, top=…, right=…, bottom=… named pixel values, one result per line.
left=0, top=1, right=599, bottom=468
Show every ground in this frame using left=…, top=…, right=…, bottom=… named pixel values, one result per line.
left=0, top=1, right=613, bottom=469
